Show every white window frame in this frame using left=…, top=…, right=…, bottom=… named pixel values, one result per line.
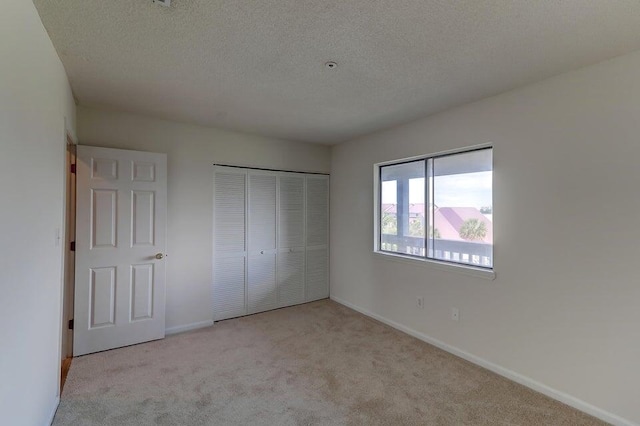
left=373, top=143, right=495, bottom=280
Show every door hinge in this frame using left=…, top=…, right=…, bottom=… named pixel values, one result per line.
left=68, top=319, right=74, bottom=330
left=70, top=164, right=76, bottom=174
left=70, top=241, right=76, bottom=251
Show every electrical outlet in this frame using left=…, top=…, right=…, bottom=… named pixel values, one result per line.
left=416, top=297, right=424, bottom=309
left=451, top=307, right=460, bottom=321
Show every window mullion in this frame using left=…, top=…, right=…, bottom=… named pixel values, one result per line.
left=423, top=159, right=428, bottom=258
left=431, top=159, right=435, bottom=259
left=398, top=178, right=409, bottom=239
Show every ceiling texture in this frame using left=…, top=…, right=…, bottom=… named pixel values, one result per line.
left=34, top=0, right=640, bottom=144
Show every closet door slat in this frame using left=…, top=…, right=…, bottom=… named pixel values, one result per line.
left=248, top=174, right=277, bottom=252
left=248, top=253, right=277, bottom=313
left=214, top=173, right=246, bottom=252
left=305, top=176, right=329, bottom=301
left=213, top=171, right=247, bottom=320
left=248, top=173, right=278, bottom=313
left=277, top=175, right=305, bottom=306
left=278, top=249, right=305, bottom=306
left=306, top=177, right=329, bottom=247
left=306, top=247, right=329, bottom=301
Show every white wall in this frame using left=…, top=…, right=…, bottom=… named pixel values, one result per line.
left=0, top=1, right=76, bottom=425
left=331, top=50, right=640, bottom=425
left=77, top=106, right=331, bottom=331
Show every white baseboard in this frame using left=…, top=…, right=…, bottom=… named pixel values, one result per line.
left=330, top=296, right=635, bottom=426
left=46, top=396, right=60, bottom=426
left=165, top=320, right=214, bottom=336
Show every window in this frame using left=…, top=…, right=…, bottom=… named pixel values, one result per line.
left=377, top=147, right=493, bottom=269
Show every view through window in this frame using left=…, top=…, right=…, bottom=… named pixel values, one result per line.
left=379, top=147, right=493, bottom=268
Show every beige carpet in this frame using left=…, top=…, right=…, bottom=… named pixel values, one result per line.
left=54, top=300, right=604, bottom=425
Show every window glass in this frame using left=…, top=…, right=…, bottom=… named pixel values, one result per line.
left=378, top=148, right=492, bottom=269
left=380, top=160, right=425, bottom=256
left=433, top=149, right=493, bottom=267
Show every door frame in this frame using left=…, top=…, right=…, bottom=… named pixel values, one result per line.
left=59, top=135, right=76, bottom=393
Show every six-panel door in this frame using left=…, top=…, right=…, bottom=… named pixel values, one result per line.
left=74, top=146, right=167, bottom=356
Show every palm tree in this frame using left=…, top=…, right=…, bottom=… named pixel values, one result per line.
left=459, top=218, right=487, bottom=241
left=381, top=213, right=397, bottom=235
left=409, top=218, right=424, bottom=237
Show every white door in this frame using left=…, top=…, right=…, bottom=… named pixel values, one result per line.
left=212, top=168, right=247, bottom=321
left=306, top=176, right=329, bottom=301
left=277, top=175, right=305, bottom=307
left=247, top=172, right=278, bottom=314
left=74, top=146, right=167, bottom=356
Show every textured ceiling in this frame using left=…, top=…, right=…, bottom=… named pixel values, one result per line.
left=34, top=0, right=640, bottom=144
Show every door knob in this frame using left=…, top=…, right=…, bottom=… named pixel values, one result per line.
left=155, top=253, right=164, bottom=260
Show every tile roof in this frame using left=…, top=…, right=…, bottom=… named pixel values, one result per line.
left=381, top=204, right=493, bottom=242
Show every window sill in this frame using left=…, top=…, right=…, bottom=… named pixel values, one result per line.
left=373, top=251, right=496, bottom=280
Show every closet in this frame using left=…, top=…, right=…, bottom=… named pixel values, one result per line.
left=213, top=166, right=329, bottom=321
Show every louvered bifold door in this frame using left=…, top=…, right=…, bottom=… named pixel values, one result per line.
left=305, top=176, right=330, bottom=301
left=213, top=169, right=247, bottom=321
left=277, top=175, right=305, bottom=307
left=248, top=173, right=278, bottom=314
